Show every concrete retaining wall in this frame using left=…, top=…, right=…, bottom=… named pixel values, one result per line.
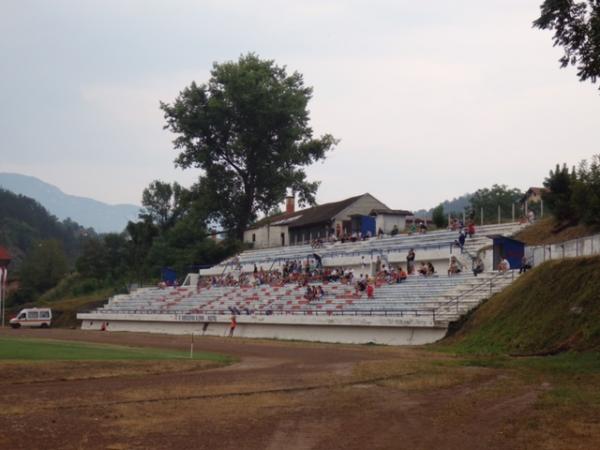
left=78, top=312, right=446, bottom=346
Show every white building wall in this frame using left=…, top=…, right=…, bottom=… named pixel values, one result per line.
left=243, top=225, right=289, bottom=249
left=375, top=215, right=408, bottom=234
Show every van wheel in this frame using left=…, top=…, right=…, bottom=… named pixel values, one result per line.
left=41, top=323, right=49, bottom=329
left=10, top=323, right=20, bottom=329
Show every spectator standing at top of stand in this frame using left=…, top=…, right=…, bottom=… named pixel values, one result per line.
left=391, top=224, right=399, bottom=236
left=467, top=220, right=476, bottom=238
left=458, top=230, right=466, bottom=252
left=377, top=227, right=384, bottom=239
left=498, top=257, right=510, bottom=272
left=406, top=248, right=416, bottom=274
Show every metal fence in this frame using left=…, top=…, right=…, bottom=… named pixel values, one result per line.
left=527, top=233, right=600, bottom=266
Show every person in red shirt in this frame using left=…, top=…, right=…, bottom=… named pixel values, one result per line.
left=467, top=220, right=476, bottom=238
left=367, top=283, right=374, bottom=299
left=229, top=316, right=237, bottom=337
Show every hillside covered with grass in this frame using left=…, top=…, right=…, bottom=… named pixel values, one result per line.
left=443, top=256, right=600, bottom=355
left=515, top=217, right=597, bottom=245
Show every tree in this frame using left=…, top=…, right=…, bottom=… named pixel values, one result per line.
left=545, top=155, right=600, bottom=227
left=469, top=185, right=523, bottom=223
left=19, top=240, right=68, bottom=295
left=574, top=155, right=600, bottom=226
left=543, top=163, right=577, bottom=223
left=140, top=180, right=186, bottom=230
left=534, top=1, right=600, bottom=89
left=161, top=53, right=337, bottom=239
left=431, top=203, right=447, bottom=229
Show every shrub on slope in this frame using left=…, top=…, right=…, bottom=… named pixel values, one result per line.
left=445, top=256, right=600, bottom=354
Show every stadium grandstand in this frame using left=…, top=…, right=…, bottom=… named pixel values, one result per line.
left=79, top=198, right=526, bottom=345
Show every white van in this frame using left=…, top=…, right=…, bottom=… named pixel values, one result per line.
left=9, top=308, right=52, bottom=329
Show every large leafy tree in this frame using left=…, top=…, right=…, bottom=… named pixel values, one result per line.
left=534, top=1, right=600, bottom=89
left=19, top=240, right=68, bottom=295
left=140, top=180, right=186, bottom=230
left=544, top=163, right=577, bottom=223
left=161, top=53, right=337, bottom=239
left=469, top=185, right=523, bottom=223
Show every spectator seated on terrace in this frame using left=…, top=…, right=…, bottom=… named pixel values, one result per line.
left=519, top=256, right=532, bottom=274
left=355, top=275, right=368, bottom=294
left=448, top=256, right=463, bottom=276
left=498, top=257, right=510, bottom=272
left=417, top=261, right=435, bottom=276
left=472, top=257, right=484, bottom=276
left=311, top=239, right=325, bottom=249
left=398, top=267, right=408, bottom=282
left=376, top=265, right=406, bottom=285
left=367, top=283, right=374, bottom=298
left=304, top=285, right=325, bottom=302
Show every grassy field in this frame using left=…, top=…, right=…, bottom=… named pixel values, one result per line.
left=0, top=336, right=232, bottom=362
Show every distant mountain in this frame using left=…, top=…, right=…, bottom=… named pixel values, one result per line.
left=0, top=173, right=140, bottom=233
left=413, top=193, right=473, bottom=217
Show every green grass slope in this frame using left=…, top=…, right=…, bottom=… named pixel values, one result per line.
left=443, top=256, right=600, bottom=355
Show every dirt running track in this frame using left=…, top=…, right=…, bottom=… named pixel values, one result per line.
left=0, top=329, right=586, bottom=450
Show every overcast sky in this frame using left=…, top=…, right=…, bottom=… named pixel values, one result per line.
left=2, top=0, right=599, bottom=212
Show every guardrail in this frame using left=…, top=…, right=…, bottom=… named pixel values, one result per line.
left=83, top=307, right=440, bottom=318
left=433, top=270, right=516, bottom=320
left=83, top=298, right=500, bottom=320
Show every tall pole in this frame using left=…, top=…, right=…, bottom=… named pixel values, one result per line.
left=512, top=203, right=515, bottom=222
left=498, top=205, right=501, bottom=224
left=541, top=199, right=544, bottom=218
left=480, top=207, right=483, bottom=226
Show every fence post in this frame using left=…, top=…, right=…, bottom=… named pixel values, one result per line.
left=498, top=205, right=501, bottom=224
left=541, top=199, right=544, bottom=218
left=481, top=208, right=484, bottom=226
left=512, top=203, right=515, bottom=222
